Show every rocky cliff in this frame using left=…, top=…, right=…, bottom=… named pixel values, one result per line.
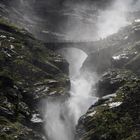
left=0, top=1, right=140, bottom=140
left=0, top=18, right=70, bottom=140
left=82, top=18, right=140, bottom=73
left=76, top=19, right=140, bottom=140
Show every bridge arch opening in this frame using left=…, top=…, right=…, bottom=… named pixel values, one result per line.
left=57, top=47, right=88, bottom=77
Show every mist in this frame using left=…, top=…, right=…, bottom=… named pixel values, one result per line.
left=63, top=0, right=140, bottom=41
left=60, top=48, right=99, bottom=124
left=97, top=0, right=130, bottom=38
left=6, top=0, right=140, bottom=42
left=0, top=0, right=140, bottom=140
left=43, top=48, right=98, bottom=140
left=41, top=0, right=140, bottom=140
left=44, top=99, right=75, bottom=140
left=97, top=0, right=140, bottom=38
left=67, top=71, right=98, bottom=125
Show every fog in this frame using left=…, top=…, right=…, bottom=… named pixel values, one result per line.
left=63, top=0, right=140, bottom=41
left=97, top=0, right=130, bottom=38
left=6, top=0, right=140, bottom=42
left=97, top=0, right=140, bottom=38
left=44, top=99, right=74, bottom=140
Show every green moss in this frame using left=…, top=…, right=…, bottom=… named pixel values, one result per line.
left=86, top=109, right=135, bottom=140
left=0, top=15, right=69, bottom=140
left=13, top=59, right=24, bottom=65
left=0, top=53, right=5, bottom=61
left=123, top=131, right=139, bottom=140
left=0, top=121, right=27, bottom=140
left=0, top=18, right=21, bottom=32
left=0, top=117, right=9, bottom=125
left=112, top=90, right=124, bottom=102
left=0, top=69, right=11, bottom=77
left=79, top=69, right=140, bottom=140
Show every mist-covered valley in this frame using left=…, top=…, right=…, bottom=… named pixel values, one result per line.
left=0, top=0, right=140, bottom=140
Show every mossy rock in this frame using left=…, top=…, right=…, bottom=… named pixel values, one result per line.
left=0, top=117, right=44, bottom=140
left=77, top=70, right=140, bottom=140
left=96, top=69, right=137, bottom=97
left=0, top=17, right=70, bottom=139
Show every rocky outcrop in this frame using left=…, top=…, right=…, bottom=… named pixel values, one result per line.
left=76, top=69, right=140, bottom=140
left=112, top=41, right=140, bottom=75
left=96, top=70, right=137, bottom=97
left=77, top=18, right=140, bottom=140
left=0, top=18, right=70, bottom=139
left=82, top=19, right=140, bottom=73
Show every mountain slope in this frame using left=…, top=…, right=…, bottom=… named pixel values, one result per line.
left=76, top=19, right=140, bottom=140
left=0, top=18, right=70, bottom=140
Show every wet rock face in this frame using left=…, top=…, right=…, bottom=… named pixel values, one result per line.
left=77, top=18, right=140, bottom=140
left=0, top=18, right=70, bottom=139
left=76, top=70, right=140, bottom=140
left=82, top=20, right=140, bottom=74
left=112, top=42, right=140, bottom=75
left=96, top=70, right=137, bottom=97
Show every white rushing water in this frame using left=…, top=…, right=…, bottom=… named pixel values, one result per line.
left=66, top=48, right=98, bottom=125
left=44, top=48, right=98, bottom=140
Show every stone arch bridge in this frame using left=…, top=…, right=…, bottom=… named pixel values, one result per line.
left=45, top=41, right=101, bottom=55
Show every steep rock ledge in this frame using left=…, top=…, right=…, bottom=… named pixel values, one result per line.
left=77, top=20, right=140, bottom=140
left=76, top=69, right=140, bottom=140
left=0, top=18, right=70, bottom=140
left=82, top=20, right=140, bottom=73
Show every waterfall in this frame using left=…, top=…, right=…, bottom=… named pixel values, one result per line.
left=67, top=71, right=98, bottom=126
left=4, top=1, right=140, bottom=140
left=44, top=48, right=98, bottom=140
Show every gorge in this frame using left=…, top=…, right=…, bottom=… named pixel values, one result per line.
left=0, top=0, right=140, bottom=140
left=43, top=48, right=98, bottom=140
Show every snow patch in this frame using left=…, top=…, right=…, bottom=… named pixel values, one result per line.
left=109, top=102, right=122, bottom=108
left=0, top=35, right=6, bottom=38
left=87, top=111, right=96, bottom=117
left=3, top=51, right=11, bottom=57
left=31, top=114, right=43, bottom=123
left=10, top=45, right=15, bottom=49
left=48, top=79, right=57, bottom=83
left=9, top=37, right=15, bottom=40
left=102, top=93, right=117, bottom=100
left=43, top=87, right=49, bottom=92
left=7, top=53, right=11, bottom=57
left=124, top=36, right=128, bottom=40
left=112, top=53, right=128, bottom=60
left=134, top=51, right=138, bottom=54
left=35, top=86, right=49, bottom=93
left=49, top=91, right=57, bottom=95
